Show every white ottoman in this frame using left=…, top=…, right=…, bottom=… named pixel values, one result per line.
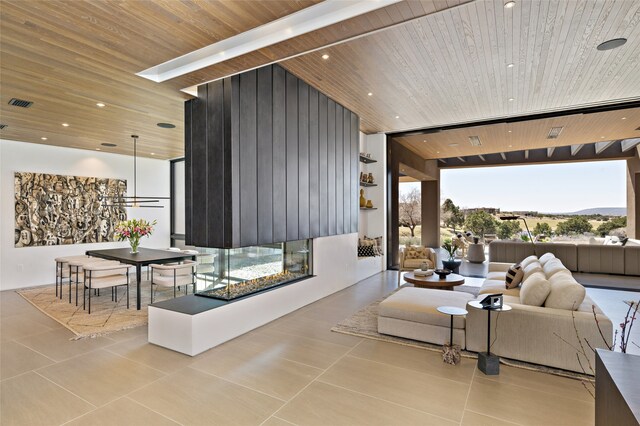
left=378, top=287, right=474, bottom=348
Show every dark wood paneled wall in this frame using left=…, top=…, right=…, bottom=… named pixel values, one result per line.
left=185, top=64, right=359, bottom=248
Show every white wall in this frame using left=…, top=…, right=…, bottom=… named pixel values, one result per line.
left=0, top=139, right=171, bottom=290
left=150, top=232, right=385, bottom=355
left=359, top=133, right=387, bottom=267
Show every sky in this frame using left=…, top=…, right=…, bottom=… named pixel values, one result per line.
left=400, top=160, right=627, bottom=214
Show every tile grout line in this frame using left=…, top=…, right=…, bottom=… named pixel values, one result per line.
left=314, top=379, right=461, bottom=424
left=346, top=352, right=475, bottom=386
left=33, top=370, right=97, bottom=408
left=271, top=415, right=299, bottom=426
left=259, top=338, right=367, bottom=425
left=459, top=362, right=477, bottom=425
left=474, top=374, right=596, bottom=404
left=11, top=339, right=61, bottom=363
left=191, top=367, right=289, bottom=403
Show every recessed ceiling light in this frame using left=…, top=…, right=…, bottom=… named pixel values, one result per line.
left=101, top=143, right=117, bottom=147
left=436, top=151, right=440, bottom=154
left=367, top=92, right=373, bottom=96
left=322, top=54, right=329, bottom=60
left=504, top=1, right=515, bottom=8
left=508, top=145, right=513, bottom=148
left=157, top=122, right=176, bottom=128
left=62, top=123, right=70, bottom=127
left=621, top=117, right=627, bottom=120
left=508, top=130, right=512, bottom=133
left=449, top=143, right=459, bottom=147
left=597, top=38, right=627, bottom=51
left=96, top=148, right=101, bottom=151
left=423, top=139, right=426, bottom=142
left=601, top=136, right=605, bottom=139
left=151, top=152, right=155, bottom=156
left=41, top=137, right=47, bottom=140
left=507, top=63, right=514, bottom=68
left=395, top=115, right=400, bottom=119
left=508, top=98, right=514, bottom=102
left=96, top=102, right=105, bottom=108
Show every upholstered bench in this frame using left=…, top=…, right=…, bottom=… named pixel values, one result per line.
left=378, top=287, right=475, bottom=348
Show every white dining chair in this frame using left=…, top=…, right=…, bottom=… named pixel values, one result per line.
left=82, top=263, right=131, bottom=314
left=149, top=260, right=197, bottom=302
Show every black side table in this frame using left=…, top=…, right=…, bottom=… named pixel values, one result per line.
left=468, top=301, right=512, bottom=375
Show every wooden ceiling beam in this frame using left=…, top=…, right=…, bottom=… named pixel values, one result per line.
left=571, top=144, right=585, bottom=156
left=621, top=138, right=640, bottom=152
left=595, top=140, right=616, bottom=155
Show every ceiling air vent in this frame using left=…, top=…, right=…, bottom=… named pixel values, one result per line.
left=468, top=136, right=481, bottom=147
left=8, top=98, right=33, bottom=108
left=547, top=126, right=564, bottom=139
left=0, top=124, right=7, bottom=130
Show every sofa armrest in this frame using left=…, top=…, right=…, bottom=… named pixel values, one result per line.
left=466, top=301, right=613, bottom=373
left=488, top=262, right=513, bottom=273
left=427, top=248, right=437, bottom=267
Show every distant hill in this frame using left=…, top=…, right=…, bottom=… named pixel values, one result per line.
left=550, top=207, right=626, bottom=216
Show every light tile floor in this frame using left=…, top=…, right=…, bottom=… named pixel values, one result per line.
left=3, top=271, right=627, bottom=425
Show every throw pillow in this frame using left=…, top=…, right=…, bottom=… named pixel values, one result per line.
left=522, top=262, right=543, bottom=281
left=358, top=246, right=376, bottom=257
left=539, top=252, right=556, bottom=266
left=542, top=258, right=567, bottom=279
left=505, top=264, right=524, bottom=289
left=519, top=272, right=551, bottom=306
left=520, top=255, right=539, bottom=269
left=544, top=273, right=586, bottom=310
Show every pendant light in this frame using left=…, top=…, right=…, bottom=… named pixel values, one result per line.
left=104, top=135, right=169, bottom=208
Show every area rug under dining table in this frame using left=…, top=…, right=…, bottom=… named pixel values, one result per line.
left=17, top=279, right=177, bottom=339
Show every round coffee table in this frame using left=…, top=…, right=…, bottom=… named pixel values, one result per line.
left=403, top=272, right=465, bottom=290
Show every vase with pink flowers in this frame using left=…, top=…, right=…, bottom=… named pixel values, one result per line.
left=114, top=218, right=157, bottom=253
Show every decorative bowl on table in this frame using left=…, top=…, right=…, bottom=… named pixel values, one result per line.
left=434, top=269, right=451, bottom=279
left=413, top=269, right=433, bottom=277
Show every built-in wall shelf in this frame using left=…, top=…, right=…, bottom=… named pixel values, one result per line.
left=360, top=207, right=378, bottom=211
left=359, top=155, right=377, bottom=164
left=359, top=182, right=377, bottom=187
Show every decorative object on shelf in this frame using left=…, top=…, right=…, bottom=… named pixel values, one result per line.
left=114, top=218, right=157, bottom=253
left=103, top=135, right=170, bottom=208
left=14, top=172, right=127, bottom=247
left=359, top=154, right=377, bottom=164
left=359, top=189, right=366, bottom=207
left=434, top=269, right=451, bottom=279
left=367, top=173, right=374, bottom=184
left=421, top=261, right=429, bottom=271
left=365, top=199, right=373, bottom=208
left=360, top=171, right=365, bottom=183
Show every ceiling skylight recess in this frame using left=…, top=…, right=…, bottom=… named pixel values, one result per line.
left=138, top=0, right=401, bottom=83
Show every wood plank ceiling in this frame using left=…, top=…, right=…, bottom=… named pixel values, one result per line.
left=1, top=0, right=639, bottom=159
left=394, top=107, right=640, bottom=159
left=0, top=0, right=460, bottom=159
left=282, top=0, right=640, bottom=134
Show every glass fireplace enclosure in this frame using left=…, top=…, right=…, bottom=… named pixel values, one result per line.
left=195, top=239, right=312, bottom=301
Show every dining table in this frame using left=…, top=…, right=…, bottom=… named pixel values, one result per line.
left=85, top=247, right=197, bottom=310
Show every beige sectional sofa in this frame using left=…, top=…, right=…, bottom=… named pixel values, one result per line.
left=378, top=252, right=613, bottom=373
left=488, top=240, right=640, bottom=277
left=466, top=253, right=612, bottom=373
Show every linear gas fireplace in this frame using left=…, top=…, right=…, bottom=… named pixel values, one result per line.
left=195, top=239, right=312, bottom=301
